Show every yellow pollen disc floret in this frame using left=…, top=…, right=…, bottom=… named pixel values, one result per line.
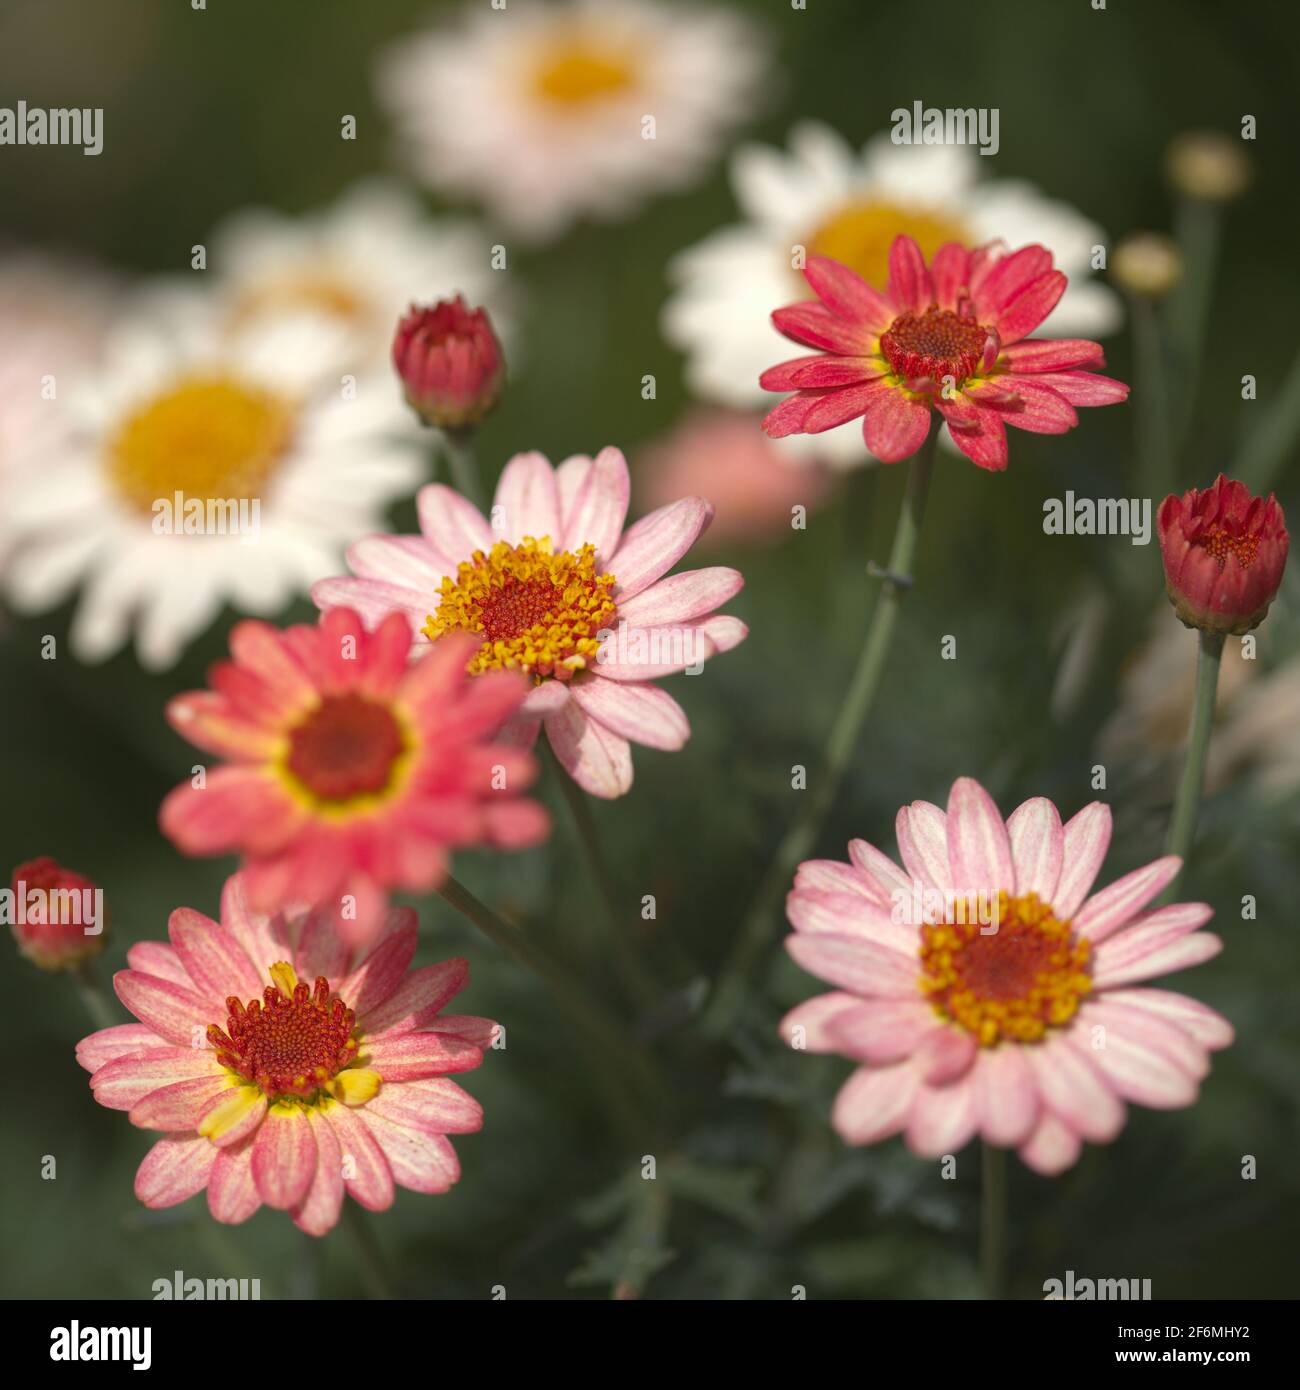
left=918, top=890, right=1093, bottom=1046
left=533, top=40, right=636, bottom=106
left=107, top=375, right=295, bottom=514
left=423, top=535, right=618, bottom=680
left=806, top=201, right=969, bottom=293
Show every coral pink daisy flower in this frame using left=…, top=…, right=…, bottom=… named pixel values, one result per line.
left=780, top=777, right=1232, bottom=1174
left=312, top=447, right=747, bottom=798
left=75, top=876, right=495, bottom=1234
left=760, top=236, right=1129, bottom=471
left=160, top=607, right=548, bottom=945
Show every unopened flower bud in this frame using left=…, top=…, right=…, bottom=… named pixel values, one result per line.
left=392, top=295, right=505, bottom=431
left=8, top=857, right=107, bottom=971
left=1166, top=132, right=1252, bottom=203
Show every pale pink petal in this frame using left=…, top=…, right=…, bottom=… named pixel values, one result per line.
left=1080, top=999, right=1209, bottom=1082
left=616, top=568, right=744, bottom=627
left=569, top=678, right=689, bottom=751
left=1006, top=796, right=1064, bottom=903
left=1024, top=1033, right=1125, bottom=1141
left=895, top=801, right=951, bottom=894
left=362, top=1030, right=485, bottom=1080
left=914, top=1026, right=979, bottom=1084
left=777, top=991, right=869, bottom=1053
left=905, top=1075, right=979, bottom=1158
left=832, top=1062, right=921, bottom=1144
left=556, top=446, right=631, bottom=564
left=292, top=1107, right=346, bottom=1236
left=1081, top=1012, right=1200, bottom=1108
left=1073, top=857, right=1183, bottom=943
left=168, top=907, right=263, bottom=1002
left=76, top=1023, right=159, bottom=1074
left=946, top=776, right=1014, bottom=899
left=208, top=1140, right=262, bottom=1225
left=493, top=450, right=561, bottom=544
left=416, top=483, right=492, bottom=560
left=794, top=858, right=879, bottom=901
left=848, top=838, right=914, bottom=905
left=520, top=681, right=570, bottom=716
left=972, top=1046, right=1040, bottom=1147
left=198, top=1086, right=268, bottom=1148
left=1018, top=1112, right=1082, bottom=1175
left=608, top=498, right=713, bottom=600
left=1091, top=932, right=1222, bottom=990
left=135, top=1134, right=218, bottom=1209
left=1054, top=802, right=1112, bottom=917
left=826, top=998, right=944, bottom=1063
left=543, top=699, right=633, bottom=798
left=340, top=924, right=418, bottom=1018
left=126, top=942, right=191, bottom=986
left=91, top=1049, right=224, bottom=1110
left=1087, top=902, right=1213, bottom=977
left=785, top=888, right=914, bottom=951
left=784, top=931, right=919, bottom=998
left=311, top=575, right=430, bottom=632
left=346, top=533, right=448, bottom=589
left=251, top=1104, right=318, bottom=1210
left=1101, top=988, right=1234, bottom=1050
left=130, top=1076, right=236, bottom=1132
left=113, top=971, right=215, bottom=1047
left=360, top=958, right=469, bottom=1037
left=323, top=1101, right=395, bottom=1212
left=221, top=874, right=286, bottom=986
left=293, top=904, right=352, bottom=988
left=423, top=1014, right=499, bottom=1049
left=364, top=1077, right=484, bottom=1135
left=359, top=1111, right=460, bottom=1194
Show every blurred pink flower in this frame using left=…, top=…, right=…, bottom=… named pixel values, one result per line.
left=76, top=876, right=494, bottom=1234
left=636, top=409, right=835, bottom=547
left=159, top=608, right=548, bottom=946
left=781, top=776, right=1231, bottom=1175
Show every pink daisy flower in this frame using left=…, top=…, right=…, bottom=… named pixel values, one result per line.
left=760, top=236, right=1129, bottom=471
left=312, top=446, right=747, bottom=798
left=780, top=777, right=1232, bottom=1175
left=160, top=607, right=549, bottom=945
left=75, top=876, right=495, bottom=1234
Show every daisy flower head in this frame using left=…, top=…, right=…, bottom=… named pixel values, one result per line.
left=376, top=0, right=768, bottom=244
left=761, top=237, right=1129, bottom=472
left=663, top=123, right=1121, bottom=467
left=313, top=447, right=748, bottom=798
left=1, top=288, right=422, bottom=670
left=160, top=606, right=549, bottom=945
left=76, top=875, right=495, bottom=1234
left=211, top=177, right=508, bottom=375
left=781, top=777, right=1232, bottom=1175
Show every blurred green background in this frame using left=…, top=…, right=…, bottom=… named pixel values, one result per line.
left=2, top=0, right=1298, bottom=1300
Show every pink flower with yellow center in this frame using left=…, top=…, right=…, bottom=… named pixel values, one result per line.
left=761, top=236, right=1129, bottom=471
left=313, top=447, right=747, bottom=798
left=159, top=607, right=549, bottom=945
left=75, top=876, right=494, bottom=1233
left=781, top=777, right=1232, bottom=1175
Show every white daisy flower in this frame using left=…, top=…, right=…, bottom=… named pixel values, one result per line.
left=663, top=122, right=1122, bottom=468
left=1, top=287, right=422, bottom=671
left=210, top=177, right=508, bottom=373
left=375, top=0, right=768, bottom=244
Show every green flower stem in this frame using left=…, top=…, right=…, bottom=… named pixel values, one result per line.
left=1131, top=293, right=1173, bottom=504
left=442, top=429, right=485, bottom=508
left=1164, top=630, right=1225, bottom=891
left=702, top=426, right=937, bottom=1038
left=1234, top=340, right=1300, bottom=493
left=981, top=1141, right=1008, bottom=1300
left=73, top=962, right=117, bottom=1031
left=436, top=874, right=668, bottom=1138
left=545, top=746, right=663, bottom=1013
left=343, top=1202, right=394, bottom=1300
left=1167, top=196, right=1221, bottom=458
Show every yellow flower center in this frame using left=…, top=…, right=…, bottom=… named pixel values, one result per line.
left=806, top=200, right=969, bottom=291
left=918, top=891, right=1093, bottom=1046
left=423, top=536, right=617, bottom=680
left=107, top=376, right=295, bottom=514
left=532, top=39, right=636, bottom=107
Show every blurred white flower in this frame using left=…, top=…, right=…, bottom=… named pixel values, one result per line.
left=376, top=0, right=768, bottom=244
left=663, top=122, right=1121, bottom=468
left=210, top=178, right=508, bottom=373
left=0, top=287, right=421, bottom=670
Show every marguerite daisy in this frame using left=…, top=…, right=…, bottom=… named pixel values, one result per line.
left=781, top=777, right=1232, bottom=1175
left=76, top=875, right=496, bottom=1234
left=664, top=123, right=1121, bottom=466
left=1, top=288, right=421, bottom=670
left=376, top=0, right=768, bottom=243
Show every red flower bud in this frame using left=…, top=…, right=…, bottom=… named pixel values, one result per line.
left=1157, top=474, right=1289, bottom=635
left=8, top=857, right=106, bottom=971
left=392, top=295, right=505, bottom=431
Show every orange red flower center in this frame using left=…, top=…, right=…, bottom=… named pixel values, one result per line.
left=285, top=694, right=407, bottom=805
left=880, top=306, right=993, bottom=389
left=423, top=536, right=618, bottom=680
left=1194, top=525, right=1259, bottom=570
left=918, top=891, right=1093, bottom=1046
left=207, top=967, right=359, bottom=1101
